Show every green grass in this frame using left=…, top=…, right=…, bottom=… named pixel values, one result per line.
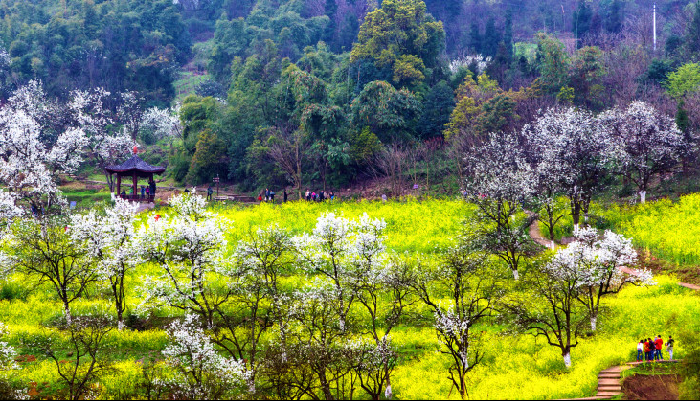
left=1, top=199, right=699, bottom=399
left=173, top=71, right=211, bottom=102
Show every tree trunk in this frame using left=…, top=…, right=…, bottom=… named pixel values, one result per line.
left=562, top=351, right=571, bottom=368
left=384, top=372, right=393, bottom=399
left=105, top=171, right=115, bottom=193
left=639, top=190, right=646, bottom=204
left=512, top=270, right=519, bottom=280
left=590, top=314, right=597, bottom=331
left=63, top=301, right=72, bottom=325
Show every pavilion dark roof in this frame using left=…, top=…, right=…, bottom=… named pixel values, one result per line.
left=105, top=154, right=165, bottom=175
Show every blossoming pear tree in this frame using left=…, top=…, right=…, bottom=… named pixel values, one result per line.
left=599, top=101, right=688, bottom=204
left=69, top=198, right=141, bottom=329
left=524, top=107, right=611, bottom=228
left=464, top=131, right=538, bottom=280
left=548, top=226, right=654, bottom=331
left=162, top=315, right=249, bottom=399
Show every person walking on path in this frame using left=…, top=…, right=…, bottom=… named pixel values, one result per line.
left=141, top=186, right=146, bottom=199
left=270, top=190, right=275, bottom=203
left=667, top=336, right=674, bottom=360
left=381, top=193, right=387, bottom=203
left=647, top=338, right=656, bottom=361
left=305, top=189, right=310, bottom=201
left=637, top=340, right=644, bottom=362
left=330, top=190, right=335, bottom=201
left=283, top=188, right=288, bottom=203
left=654, top=335, right=664, bottom=360
left=207, top=185, right=214, bottom=201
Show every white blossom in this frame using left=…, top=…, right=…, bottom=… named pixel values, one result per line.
left=599, top=101, right=688, bottom=203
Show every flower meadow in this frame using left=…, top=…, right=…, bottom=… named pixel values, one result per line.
left=592, top=193, right=700, bottom=267
left=0, top=198, right=698, bottom=400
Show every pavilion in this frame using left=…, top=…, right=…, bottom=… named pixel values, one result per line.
left=105, top=150, right=165, bottom=202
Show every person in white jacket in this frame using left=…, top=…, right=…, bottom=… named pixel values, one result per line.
left=636, top=340, right=644, bottom=362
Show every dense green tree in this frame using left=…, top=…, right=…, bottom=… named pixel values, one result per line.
left=646, top=58, right=674, bottom=84
left=350, top=0, right=445, bottom=90
left=483, top=17, right=500, bottom=58
left=665, top=63, right=700, bottom=100
left=418, top=80, right=455, bottom=139
left=536, top=33, right=570, bottom=94
left=350, top=80, right=421, bottom=143
left=604, top=0, right=623, bottom=33
left=686, top=2, right=700, bottom=56
left=572, top=0, right=593, bottom=42
left=468, top=22, right=482, bottom=54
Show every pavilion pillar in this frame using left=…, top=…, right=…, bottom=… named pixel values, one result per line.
left=116, top=175, right=121, bottom=196
left=132, top=173, right=137, bottom=200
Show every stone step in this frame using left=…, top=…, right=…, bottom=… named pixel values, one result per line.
left=596, top=392, right=622, bottom=397
left=598, top=373, right=621, bottom=379
left=598, top=378, right=621, bottom=386
left=598, top=385, right=622, bottom=392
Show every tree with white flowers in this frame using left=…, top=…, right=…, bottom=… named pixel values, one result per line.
left=0, top=323, right=17, bottom=372
left=283, top=279, right=358, bottom=400
left=8, top=217, right=97, bottom=324
left=293, top=213, right=388, bottom=330
left=550, top=226, right=654, bottom=331
left=524, top=107, right=612, bottom=227
left=225, top=225, right=295, bottom=394
left=162, top=315, right=249, bottom=399
left=136, top=193, right=229, bottom=327
left=69, top=199, right=141, bottom=329
left=600, top=101, right=688, bottom=204
left=70, top=87, right=133, bottom=193
left=503, top=254, right=589, bottom=369
left=464, top=131, right=538, bottom=280
left=412, top=237, right=505, bottom=399
left=0, top=84, right=87, bottom=214
left=350, top=256, right=416, bottom=400
left=140, top=105, right=183, bottom=142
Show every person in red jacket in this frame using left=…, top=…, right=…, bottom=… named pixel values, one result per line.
left=654, top=335, right=664, bottom=360
left=643, top=339, right=651, bottom=361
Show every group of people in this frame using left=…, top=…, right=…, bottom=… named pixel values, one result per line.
left=256, top=189, right=336, bottom=203
left=258, top=188, right=288, bottom=203
left=636, top=335, right=674, bottom=362
left=120, top=178, right=156, bottom=200
left=304, top=189, right=335, bottom=202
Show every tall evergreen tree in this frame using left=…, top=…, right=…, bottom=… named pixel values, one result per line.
left=324, top=0, right=338, bottom=51
left=504, top=10, right=514, bottom=62
left=483, top=17, right=500, bottom=58
left=604, top=0, right=623, bottom=34
left=686, top=2, right=700, bottom=56
left=572, top=0, right=593, bottom=43
left=468, top=22, right=482, bottom=54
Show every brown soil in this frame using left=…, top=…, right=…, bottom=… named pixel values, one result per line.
left=622, top=374, right=681, bottom=400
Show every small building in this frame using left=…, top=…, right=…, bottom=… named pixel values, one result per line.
left=105, top=152, right=165, bottom=202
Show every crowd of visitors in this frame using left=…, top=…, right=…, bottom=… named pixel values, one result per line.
left=256, top=188, right=337, bottom=203
left=636, top=335, right=674, bottom=362
left=303, top=189, right=335, bottom=202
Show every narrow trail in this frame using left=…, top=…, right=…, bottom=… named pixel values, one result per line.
left=558, top=360, right=680, bottom=400
left=524, top=210, right=556, bottom=248
left=524, top=214, right=700, bottom=292
left=523, top=214, right=694, bottom=399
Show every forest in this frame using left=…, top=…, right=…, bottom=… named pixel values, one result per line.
left=2, top=0, right=700, bottom=194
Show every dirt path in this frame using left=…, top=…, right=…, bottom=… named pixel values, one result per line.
left=524, top=211, right=556, bottom=248
left=524, top=219, right=700, bottom=292
left=678, top=282, right=700, bottom=290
